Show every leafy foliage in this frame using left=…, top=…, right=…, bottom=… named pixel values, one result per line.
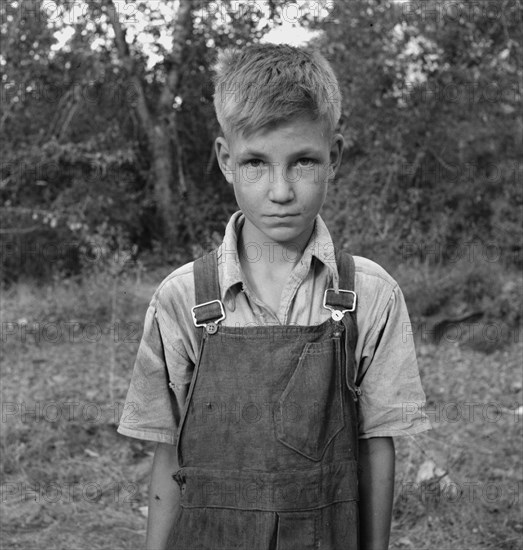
left=316, top=0, right=522, bottom=268
left=1, top=0, right=521, bottom=286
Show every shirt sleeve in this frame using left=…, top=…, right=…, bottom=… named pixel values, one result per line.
left=117, top=301, right=180, bottom=445
left=357, top=284, right=432, bottom=439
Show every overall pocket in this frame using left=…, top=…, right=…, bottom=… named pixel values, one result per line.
left=276, top=338, right=344, bottom=461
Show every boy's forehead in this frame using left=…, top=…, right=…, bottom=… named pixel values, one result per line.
left=229, top=116, right=331, bottom=150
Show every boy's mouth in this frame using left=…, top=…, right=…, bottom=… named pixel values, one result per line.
left=266, top=213, right=300, bottom=218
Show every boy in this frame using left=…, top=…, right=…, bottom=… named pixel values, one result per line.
left=118, top=44, right=430, bottom=550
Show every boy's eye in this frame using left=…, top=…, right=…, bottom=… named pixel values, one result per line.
left=296, top=158, right=316, bottom=168
left=244, top=159, right=264, bottom=168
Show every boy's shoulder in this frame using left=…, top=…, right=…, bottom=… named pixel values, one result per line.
left=149, top=258, right=197, bottom=309
left=352, top=255, right=398, bottom=291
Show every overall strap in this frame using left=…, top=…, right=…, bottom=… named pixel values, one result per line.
left=192, top=250, right=225, bottom=334
left=335, top=249, right=359, bottom=352
left=335, top=249, right=356, bottom=295
left=194, top=249, right=221, bottom=306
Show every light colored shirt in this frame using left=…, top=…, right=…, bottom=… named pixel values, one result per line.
left=118, top=211, right=430, bottom=444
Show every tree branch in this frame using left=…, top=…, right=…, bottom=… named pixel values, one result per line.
left=161, top=0, right=194, bottom=109
left=0, top=225, right=41, bottom=235
left=103, top=0, right=154, bottom=140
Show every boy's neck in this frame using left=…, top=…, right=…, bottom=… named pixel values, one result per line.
left=237, top=222, right=314, bottom=273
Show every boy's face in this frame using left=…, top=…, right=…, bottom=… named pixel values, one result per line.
left=215, top=116, right=344, bottom=250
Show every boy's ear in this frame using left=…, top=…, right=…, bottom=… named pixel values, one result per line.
left=215, top=136, right=235, bottom=185
left=328, top=133, right=345, bottom=179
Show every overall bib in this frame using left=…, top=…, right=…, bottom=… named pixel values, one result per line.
left=169, top=250, right=360, bottom=550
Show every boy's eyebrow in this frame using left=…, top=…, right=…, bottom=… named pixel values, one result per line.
left=236, top=149, right=266, bottom=159
left=238, top=147, right=324, bottom=159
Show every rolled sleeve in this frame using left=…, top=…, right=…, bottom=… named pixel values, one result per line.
left=357, top=285, right=432, bottom=439
left=117, top=303, right=178, bottom=444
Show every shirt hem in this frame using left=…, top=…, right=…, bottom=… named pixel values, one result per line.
left=117, top=425, right=177, bottom=445
left=358, top=422, right=432, bottom=439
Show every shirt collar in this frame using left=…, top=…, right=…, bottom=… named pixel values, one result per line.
left=216, top=210, right=340, bottom=301
left=301, top=214, right=340, bottom=291
left=216, top=211, right=245, bottom=300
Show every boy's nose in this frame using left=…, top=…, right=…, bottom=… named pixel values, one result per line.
left=268, top=167, right=295, bottom=203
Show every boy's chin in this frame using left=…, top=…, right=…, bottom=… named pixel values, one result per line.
left=259, top=225, right=312, bottom=248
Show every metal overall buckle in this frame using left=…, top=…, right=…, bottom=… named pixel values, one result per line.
left=322, top=289, right=357, bottom=321
left=191, top=299, right=226, bottom=334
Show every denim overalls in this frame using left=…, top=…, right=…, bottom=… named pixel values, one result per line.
left=169, top=249, right=360, bottom=549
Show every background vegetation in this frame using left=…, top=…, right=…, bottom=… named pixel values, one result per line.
left=1, top=0, right=521, bottom=280
left=1, top=1, right=522, bottom=548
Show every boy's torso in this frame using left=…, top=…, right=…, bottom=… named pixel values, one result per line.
left=117, top=210, right=429, bottom=446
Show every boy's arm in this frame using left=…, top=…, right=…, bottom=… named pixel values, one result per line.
left=358, top=437, right=395, bottom=550
left=146, top=442, right=181, bottom=550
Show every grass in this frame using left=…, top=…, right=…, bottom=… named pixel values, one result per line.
left=392, top=341, right=522, bottom=549
left=1, top=263, right=522, bottom=549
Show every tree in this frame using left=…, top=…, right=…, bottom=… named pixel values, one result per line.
left=0, top=0, right=287, bottom=282
left=312, top=0, right=522, bottom=266
left=95, top=0, right=192, bottom=247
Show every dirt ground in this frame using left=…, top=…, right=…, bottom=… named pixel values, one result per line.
left=1, top=275, right=521, bottom=549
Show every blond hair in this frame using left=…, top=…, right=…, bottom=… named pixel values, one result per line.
left=213, top=43, right=341, bottom=138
